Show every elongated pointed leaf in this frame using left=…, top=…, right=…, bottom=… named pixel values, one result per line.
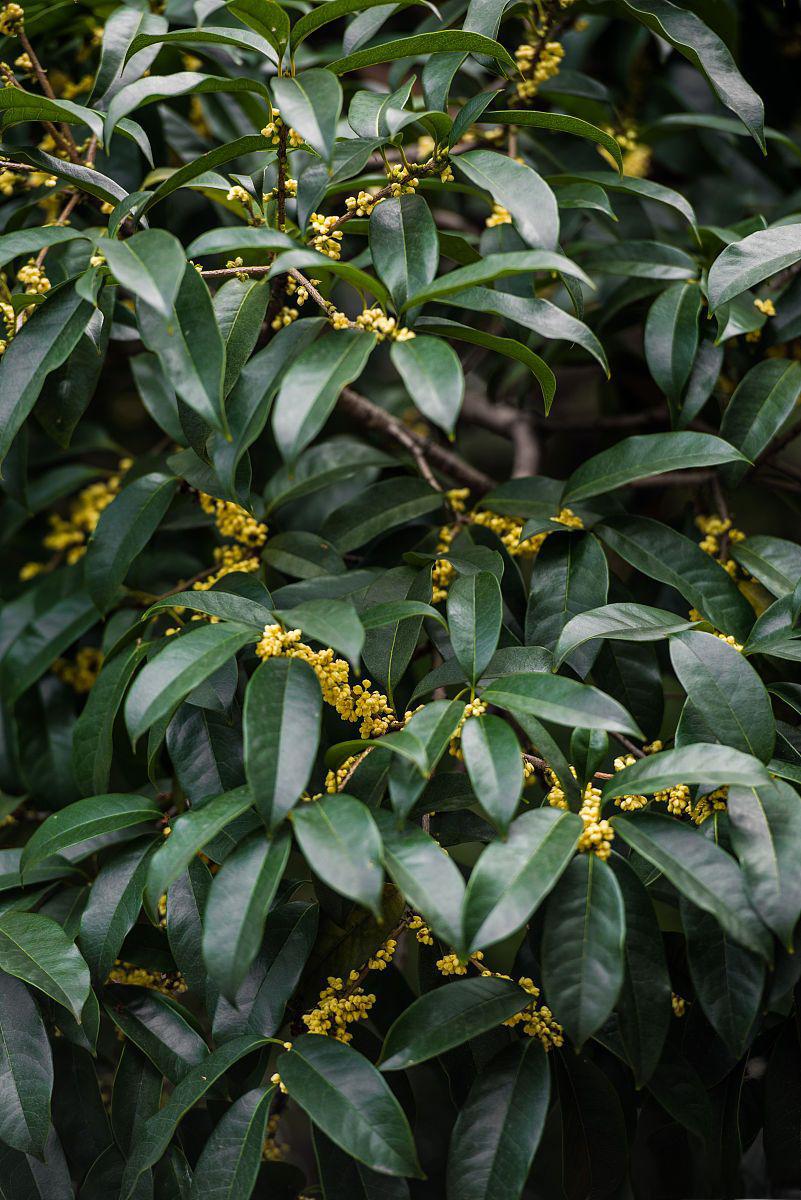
left=708, top=224, right=801, bottom=311
left=22, top=794, right=158, bottom=877
left=0, top=973, right=53, bottom=1156
left=482, top=672, right=643, bottom=737
left=463, top=808, right=581, bottom=952
left=79, top=839, right=155, bottom=981
left=461, top=714, right=523, bottom=834
left=329, top=31, right=515, bottom=73
left=456, top=150, right=559, bottom=251
left=391, top=335, right=465, bottom=436
left=292, top=794, right=383, bottom=916
left=728, top=780, right=801, bottom=948
left=719, top=359, right=801, bottom=481
left=447, top=570, right=502, bottom=685
left=278, top=1035, right=423, bottom=1177
left=377, top=812, right=465, bottom=952
left=103, top=230, right=185, bottom=318
left=554, top=603, right=699, bottom=666
left=189, top=1085, right=274, bottom=1200
left=644, top=282, right=701, bottom=403
left=562, top=432, right=745, bottom=503
left=271, top=70, right=343, bottom=160
left=0, top=912, right=90, bottom=1020
left=370, top=194, right=438, bottom=312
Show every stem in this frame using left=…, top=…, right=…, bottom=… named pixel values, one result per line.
left=18, top=29, right=80, bottom=161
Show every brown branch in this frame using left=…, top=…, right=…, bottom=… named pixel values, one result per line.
left=18, top=30, right=80, bottom=161
left=462, top=392, right=540, bottom=476
left=611, top=732, right=645, bottom=760
left=339, top=387, right=494, bottom=495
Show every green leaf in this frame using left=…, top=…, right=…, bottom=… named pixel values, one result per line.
left=377, top=813, right=465, bottom=952
left=79, top=839, right=154, bottom=981
left=0, top=226, right=88, bottom=271
left=525, top=533, right=609, bottom=673
left=125, top=623, right=257, bottom=744
left=1, top=587, right=99, bottom=705
left=681, top=896, right=765, bottom=1058
left=189, top=1086, right=274, bottom=1200
left=112, top=1042, right=163, bottom=1159
left=144, top=589, right=272, bottom=629
left=446, top=1039, right=550, bottom=1200
left=455, top=150, right=559, bottom=251
left=708, top=224, right=801, bottom=310
left=228, top=0, right=290, bottom=55
left=127, top=25, right=280, bottom=63
left=728, top=780, right=801, bottom=949
left=214, top=277, right=271, bottom=397
left=272, top=330, right=376, bottom=462
left=447, top=570, right=502, bottom=685
left=669, top=630, right=775, bottom=761
left=603, top=744, right=771, bottom=799
left=719, top=359, right=801, bottom=482
left=105, top=73, right=270, bottom=144
left=244, top=657, right=321, bottom=830
left=583, top=241, right=696, bottom=280
left=0, top=89, right=103, bottom=139
left=202, top=830, right=290, bottom=999
left=21, top=794, right=157, bottom=877
left=597, top=515, right=755, bottom=642
left=322, top=477, right=442, bottom=552
left=548, top=170, right=697, bottom=228
left=121, top=1036, right=274, bottom=1199
left=0, top=285, right=93, bottom=470
left=405, top=250, right=592, bottom=310
left=388, top=699, right=465, bottom=819
left=442, top=287, right=609, bottom=375
left=462, top=808, right=581, bottom=952
left=644, top=282, right=701, bottom=404
left=329, top=31, right=516, bottom=74
left=102, top=230, right=185, bottom=319
left=279, top=1035, right=423, bottom=1177
left=361, top=599, right=447, bottom=632
left=187, top=228, right=297, bottom=260
left=541, top=854, right=625, bottom=1047
left=370, top=194, right=438, bottom=313
left=137, top=263, right=227, bottom=435
left=615, top=0, right=765, bottom=148
left=380, top=976, right=532, bottom=1070
left=460, top=714, right=523, bottom=834
left=393, top=336, right=465, bottom=435
left=144, top=787, right=254, bottom=912
left=104, top=988, right=208, bottom=1084
left=612, top=812, right=770, bottom=957
left=0, top=912, right=90, bottom=1020
left=612, top=856, right=671, bottom=1087
left=292, top=795, right=384, bottom=917
left=414, top=317, right=556, bottom=411
left=554, top=603, right=700, bottom=666
left=0, top=973, right=52, bottom=1156
left=273, top=599, right=364, bottom=666
left=482, top=672, right=643, bottom=738
left=731, top=535, right=801, bottom=598
left=271, top=70, right=343, bottom=160
left=479, top=108, right=624, bottom=171
left=72, top=644, right=146, bottom=796
left=85, top=472, right=177, bottom=612
left=562, top=432, right=745, bottom=504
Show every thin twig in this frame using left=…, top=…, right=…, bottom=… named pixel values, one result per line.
left=611, top=732, right=645, bottom=759
left=18, top=29, right=80, bottom=161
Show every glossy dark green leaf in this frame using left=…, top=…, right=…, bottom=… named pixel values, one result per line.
left=103, top=230, right=185, bottom=318
left=377, top=812, right=465, bottom=952
left=604, top=744, right=770, bottom=800
left=272, top=330, right=376, bottom=463
left=597, top=515, right=755, bottom=642
left=72, top=643, right=146, bottom=797
left=525, top=533, right=608, bottom=674
left=0, top=972, right=52, bottom=1155
left=244, top=657, right=322, bottom=830
left=121, top=1035, right=272, bottom=1199
left=144, top=786, right=253, bottom=912
left=542, top=854, right=625, bottom=1047
left=728, top=780, right=801, bottom=948
left=272, top=599, right=364, bottom=665
left=203, top=829, right=290, bottom=999
left=387, top=699, right=465, bottom=819
left=322, top=476, right=442, bottom=552
left=554, top=602, right=698, bottom=666
left=329, top=30, right=515, bottom=73
left=613, top=812, right=770, bottom=957
left=125, top=623, right=256, bottom=743
left=189, top=1085, right=273, bottom=1200
left=381, top=976, right=531, bottom=1071
left=611, top=855, right=671, bottom=1087
left=643, top=281, right=701, bottom=403
left=405, top=250, right=591, bottom=311
left=708, top=224, right=801, bottom=310
left=292, top=794, right=383, bottom=916
left=414, top=317, right=556, bottom=410
left=719, top=359, right=801, bottom=482
left=0, top=911, right=90, bottom=1019
left=562, top=432, right=744, bottom=504
left=111, top=1041, right=163, bottom=1158
left=391, top=336, right=464, bottom=436
left=446, top=1040, right=550, bottom=1200
left=214, top=277, right=271, bottom=397
left=105, top=987, right=207, bottom=1086
left=22, top=794, right=157, bottom=877
left=79, top=839, right=153, bottom=984
left=456, top=150, right=559, bottom=251
left=447, top=570, right=502, bottom=685
left=314, top=1128, right=411, bottom=1200
left=731, top=534, right=801, bottom=598
left=482, top=672, right=643, bottom=737
left=272, top=70, right=343, bottom=160
left=460, top=714, right=522, bottom=833
left=370, top=194, right=438, bottom=312
left=279, top=1035, right=423, bottom=1177
left=463, top=808, right=581, bottom=952
left=669, top=630, right=775, bottom=761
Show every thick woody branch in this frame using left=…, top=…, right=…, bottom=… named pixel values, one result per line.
left=462, top=392, right=540, bottom=476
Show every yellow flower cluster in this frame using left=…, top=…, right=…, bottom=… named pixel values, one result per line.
left=309, top=212, right=343, bottom=260
left=408, top=914, right=434, bottom=945
left=260, top=113, right=304, bottom=149
left=486, top=203, right=512, bottom=228
left=611, top=753, right=649, bottom=811
left=198, top=492, right=268, bottom=548
left=386, top=162, right=419, bottom=198
left=436, top=951, right=469, bottom=975
left=256, top=625, right=395, bottom=737
left=515, top=39, right=565, bottom=103
left=13, top=49, right=31, bottom=70
left=37, top=459, right=131, bottom=567
left=695, top=513, right=745, bottom=574
left=449, top=696, right=488, bottom=759
left=262, top=1114, right=288, bottom=1162
left=226, top=184, right=251, bottom=205
left=345, top=189, right=380, bottom=217
left=193, top=544, right=261, bottom=592
left=0, top=3, right=24, bottom=35
left=599, top=125, right=652, bottom=178
left=672, top=993, right=686, bottom=1017
left=107, top=961, right=187, bottom=996
left=690, top=786, right=728, bottom=825
left=303, top=970, right=376, bottom=1042
left=52, top=646, right=103, bottom=693
left=325, top=750, right=367, bottom=793
left=368, top=937, right=398, bottom=971
left=754, top=296, right=776, bottom=318
left=547, top=773, right=614, bottom=860
left=17, top=259, right=51, bottom=295
left=353, top=306, right=415, bottom=342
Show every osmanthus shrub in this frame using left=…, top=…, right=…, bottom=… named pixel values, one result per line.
left=2, top=0, right=801, bottom=1196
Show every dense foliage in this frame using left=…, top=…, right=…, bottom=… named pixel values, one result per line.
left=2, top=0, right=801, bottom=1196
